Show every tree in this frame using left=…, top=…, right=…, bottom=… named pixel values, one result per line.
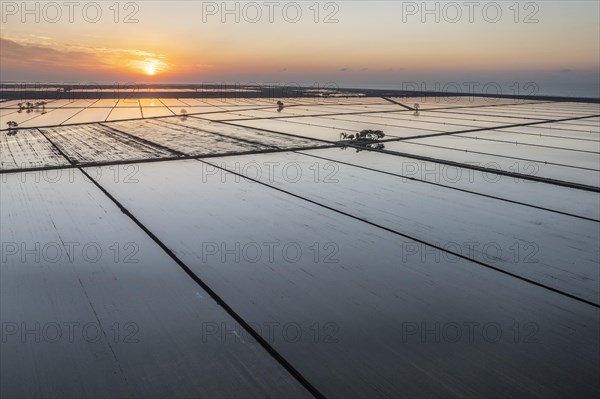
left=413, top=103, right=420, bottom=116
left=6, top=121, right=18, bottom=136
left=357, top=129, right=385, bottom=140
left=179, top=109, right=188, bottom=121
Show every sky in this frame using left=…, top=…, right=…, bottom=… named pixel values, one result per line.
left=1, top=1, right=599, bottom=97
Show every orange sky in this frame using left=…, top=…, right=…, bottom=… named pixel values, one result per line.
left=1, top=1, right=598, bottom=95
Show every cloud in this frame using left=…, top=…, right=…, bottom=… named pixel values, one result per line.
left=560, top=68, right=574, bottom=73
left=0, top=36, right=171, bottom=76
left=339, top=67, right=351, bottom=72
left=0, top=37, right=98, bottom=68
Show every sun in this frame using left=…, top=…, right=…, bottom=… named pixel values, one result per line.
left=132, top=57, right=168, bottom=77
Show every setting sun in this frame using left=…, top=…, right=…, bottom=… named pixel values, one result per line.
left=128, top=57, right=168, bottom=77
left=141, top=59, right=160, bottom=76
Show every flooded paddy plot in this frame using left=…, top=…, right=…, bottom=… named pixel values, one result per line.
left=428, top=108, right=546, bottom=122
left=281, top=114, right=499, bottom=137
left=29, top=99, right=78, bottom=109
left=219, top=104, right=278, bottom=112
left=90, top=159, right=600, bottom=399
left=138, top=98, right=165, bottom=107
left=177, top=99, right=273, bottom=110
left=0, top=129, right=69, bottom=170
left=228, top=98, right=292, bottom=106
left=107, top=119, right=270, bottom=156
left=495, top=125, right=600, bottom=141
left=57, top=99, right=99, bottom=108
left=177, top=98, right=248, bottom=107
left=383, top=139, right=600, bottom=188
left=230, top=117, right=426, bottom=141
left=265, top=105, right=382, bottom=117
left=193, top=111, right=263, bottom=121
left=457, top=129, right=599, bottom=152
left=267, top=107, right=360, bottom=118
left=39, top=124, right=176, bottom=164
left=167, top=106, right=237, bottom=116
left=224, top=109, right=297, bottom=119
left=0, top=99, right=47, bottom=108
left=478, top=109, right=590, bottom=120
left=273, top=112, right=537, bottom=139
left=1, top=107, right=58, bottom=127
left=17, top=107, right=87, bottom=128
left=0, top=108, right=21, bottom=118
left=395, top=134, right=600, bottom=171
left=114, top=99, right=141, bottom=108
left=140, top=106, right=174, bottom=118
left=549, top=121, right=600, bottom=133
left=105, top=106, right=143, bottom=121
left=172, top=116, right=328, bottom=148
left=427, top=108, right=545, bottom=123
left=61, top=107, right=113, bottom=125
left=225, top=118, right=346, bottom=141
left=156, top=98, right=191, bottom=107
left=206, top=151, right=600, bottom=304
left=290, top=115, right=459, bottom=135
left=499, top=103, right=600, bottom=115
left=89, top=99, right=119, bottom=108
left=287, top=104, right=404, bottom=115
left=313, top=113, right=506, bottom=133
left=303, top=104, right=407, bottom=113
left=172, top=98, right=227, bottom=107
left=0, top=171, right=309, bottom=399
left=297, top=147, right=600, bottom=221
left=369, top=110, right=537, bottom=127
left=565, top=116, right=600, bottom=126
left=388, top=97, right=531, bottom=110
left=434, top=105, right=598, bottom=121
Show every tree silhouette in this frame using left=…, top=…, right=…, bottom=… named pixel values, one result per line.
left=341, top=130, right=386, bottom=141
left=357, top=129, right=385, bottom=140
left=179, top=109, right=188, bottom=121
left=339, top=142, right=385, bottom=153
left=339, top=132, right=356, bottom=141
left=6, top=121, right=18, bottom=136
